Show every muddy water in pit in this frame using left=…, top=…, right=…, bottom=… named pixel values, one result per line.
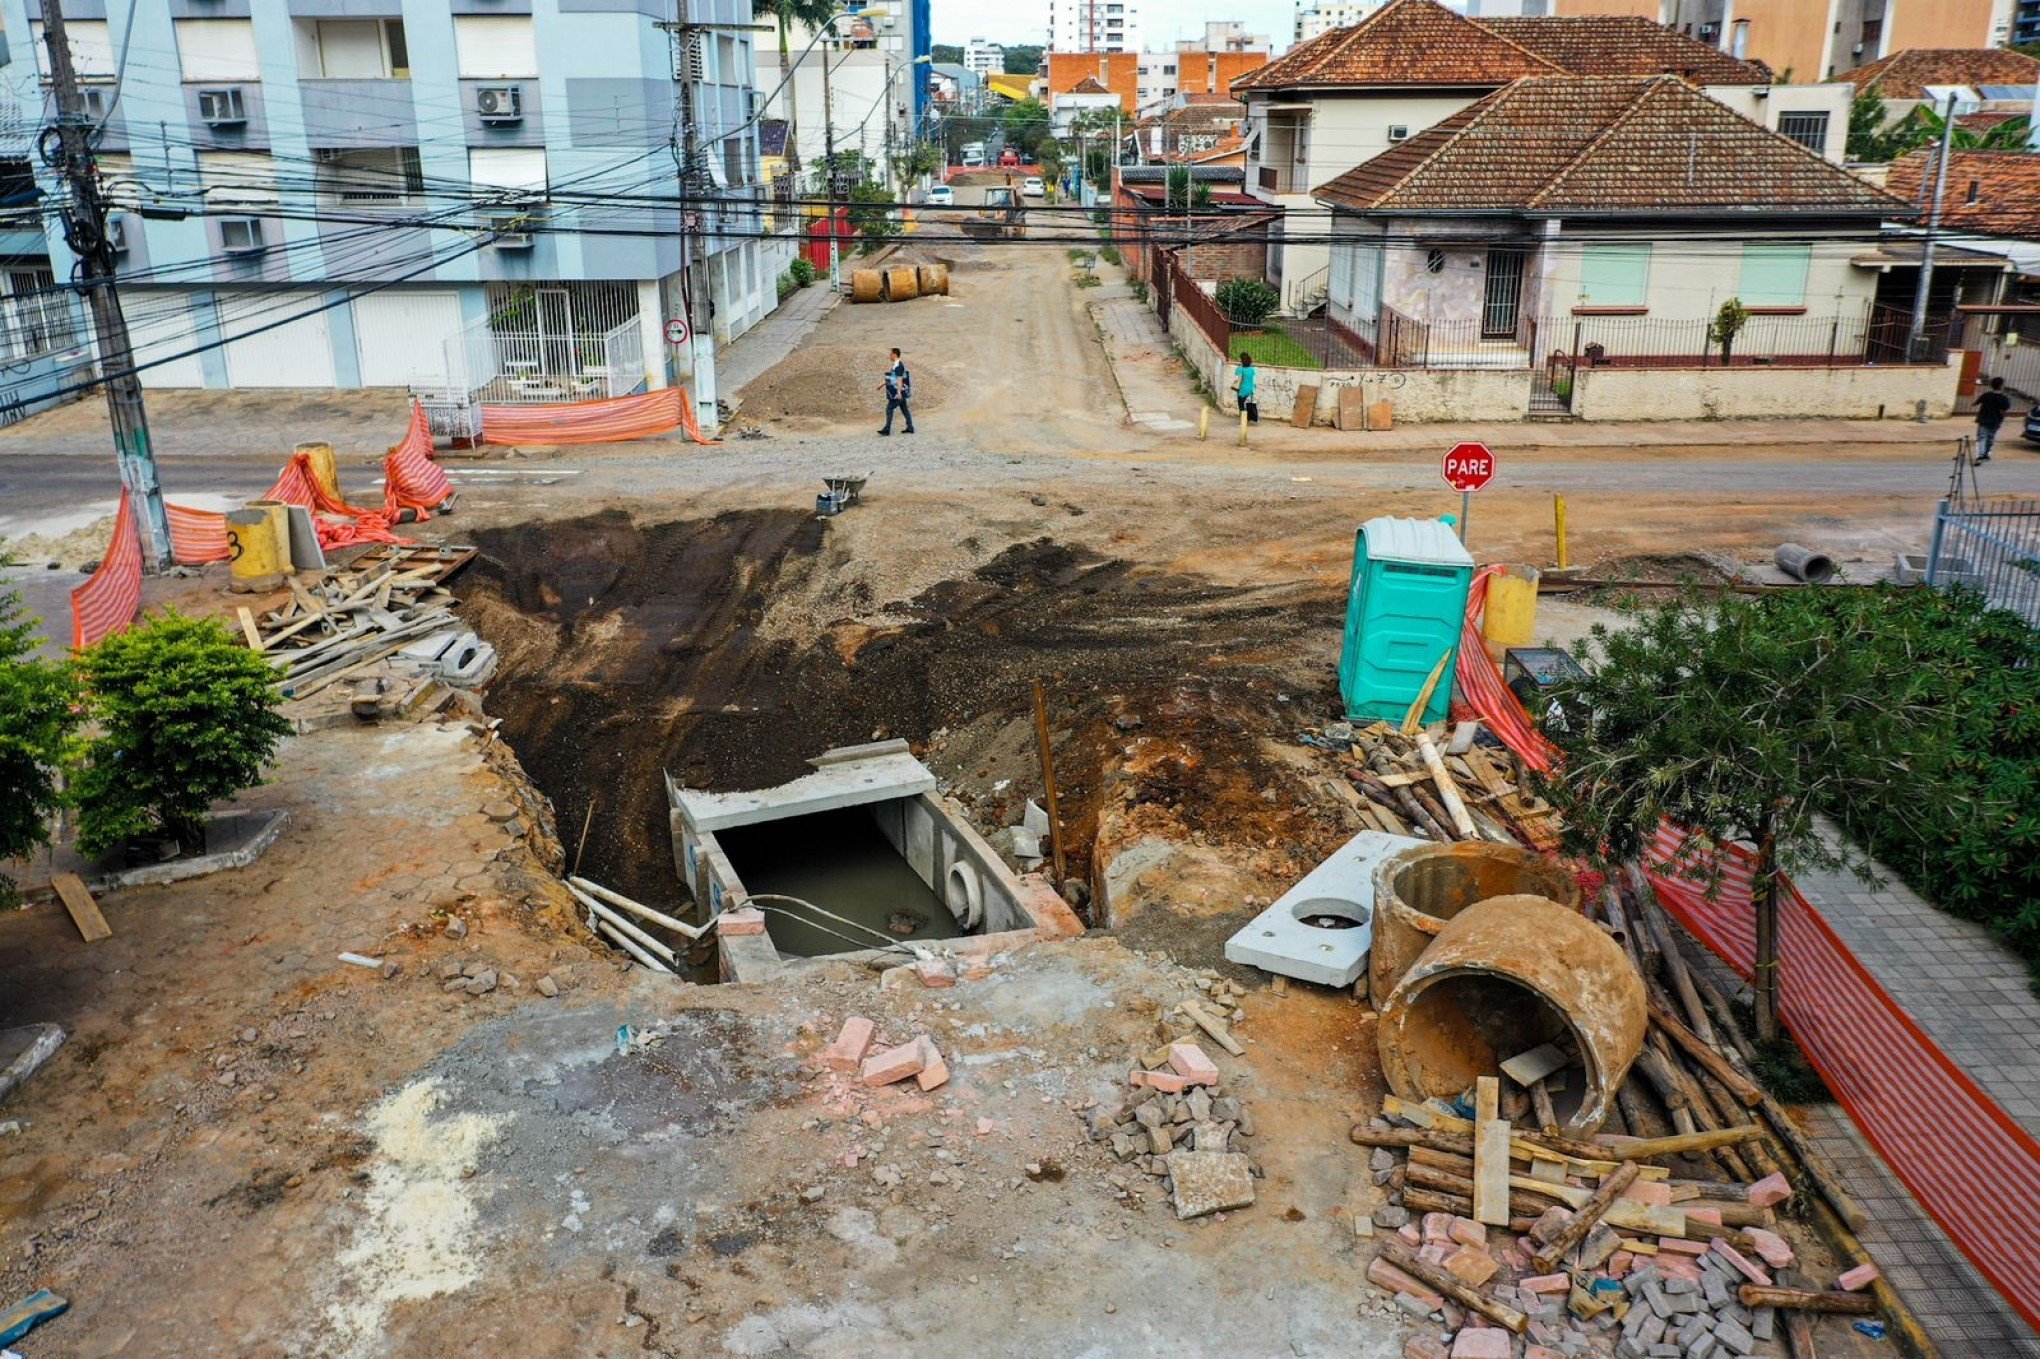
left=458, top=509, right=1336, bottom=917
left=715, top=807, right=960, bottom=958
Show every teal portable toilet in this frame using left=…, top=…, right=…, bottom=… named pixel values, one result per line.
left=1339, top=516, right=1475, bottom=726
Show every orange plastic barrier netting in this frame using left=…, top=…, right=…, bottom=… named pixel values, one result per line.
left=1453, top=571, right=2040, bottom=1334
left=384, top=401, right=452, bottom=513
left=167, top=501, right=232, bottom=565
left=478, top=387, right=714, bottom=446
left=71, top=488, right=143, bottom=649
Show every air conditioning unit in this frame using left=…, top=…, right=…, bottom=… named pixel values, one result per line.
left=475, top=85, right=522, bottom=124
left=198, top=86, right=247, bottom=126
left=219, top=216, right=265, bottom=255
left=77, top=87, right=109, bottom=120
left=106, top=215, right=129, bottom=253
left=1387, top=124, right=1409, bottom=142
left=485, top=210, right=535, bottom=249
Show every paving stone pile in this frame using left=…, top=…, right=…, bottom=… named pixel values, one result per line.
left=1077, top=1039, right=1261, bottom=1220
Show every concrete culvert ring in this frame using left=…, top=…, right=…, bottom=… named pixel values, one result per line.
left=1370, top=843, right=1580, bottom=1001
left=1378, top=894, right=1645, bottom=1134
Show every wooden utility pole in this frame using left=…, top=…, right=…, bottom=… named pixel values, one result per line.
left=42, top=0, right=171, bottom=572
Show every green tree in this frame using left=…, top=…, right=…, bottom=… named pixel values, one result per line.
left=846, top=180, right=900, bottom=248
left=751, top=0, right=839, bottom=171
left=1165, top=165, right=1213, bottom=213
left=0, top=567, right=79, bottom=898
left=1001, top=97, right=1055, bottom=159
left=1846, top=87, right=1901, bottom=161
left=73, top=610, right=291, bottom=858
left=930, top=43, right=963, bottom=65
left=1002, top=44, right=1044, bottom=75
left=1538, top=591, right=1933, bottom=1039
left=1709, top=297, right=1750, bottom=366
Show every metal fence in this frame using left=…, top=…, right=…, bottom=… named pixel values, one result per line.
left=443, top=281, right=644, bottom=404
left=1927, top=494, right=2040, bottom=627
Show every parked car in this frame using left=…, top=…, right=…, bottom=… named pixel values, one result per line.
left=2025, top=403, right=2040, bottom=446
left=1021, top=176, right=1045, bottom=198
left=925, top=185, right=954, bottom=206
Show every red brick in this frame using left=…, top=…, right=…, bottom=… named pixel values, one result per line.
left=859, top=1040, right=926, bottom=1087
left=1709, top=1240, right=1772, bottom=1286
left=1747, top=1171, right=1793, bottom=1207
left=718, top=907, right=766, bottom=936
left=822, top=1016, right=876, bottom=1073
left=914, top=956, right=955, bottom=988
left=1447, top=1217, right=1487, bottom=1249
left=1419, top=1241, right=1453, bottom=1266
left=1165, top=1041, right=1219, bottom=1085
left=1607, top=1250, right=1634, bottom=1276
left=1745, top=1225, right=1794, bottom=1269
left=915, top=1037, right=950, bottom=1092
left=1520, top=1272, right=1571, bottom=1295
left=1422, top=1212, right=1456, bottom=1242
left=1398, top=1223, right=1423, bottom=1246
left=1687, top=1206, right=1722, bottom=1227
left=1404, top=1337, right=1451, bottom=1359
left=1445, top=1246, right=1500, bottom=1286
left=1658, top=1237, right=1709, bottom=1256
left=1130, top=1068, right=1194, bottom=1093
left=1621, top=1180, right=1673, bottom=1206
left=1838, top=1262, right=1880, bottom=1291
left=1369, top=1258, right=1444, bottom=1310
left=1451, top=1327, right=1513, bottom=1359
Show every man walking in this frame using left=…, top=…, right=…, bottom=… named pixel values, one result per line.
left=879, top=347, right=915, bottom=435
left=1233, top=352, right=1259, bottom=424
left=1974, top=375, right=2010, bottom=462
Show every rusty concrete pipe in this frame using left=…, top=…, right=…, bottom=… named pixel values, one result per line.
left=1369, top=842, right=1581, bottom=1002
left=1378, top=894, right=1646, bottom=1134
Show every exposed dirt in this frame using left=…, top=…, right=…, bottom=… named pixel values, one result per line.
left=734, top=341, right=956, bottom=429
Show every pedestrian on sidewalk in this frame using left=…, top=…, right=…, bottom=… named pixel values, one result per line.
left=1974, top=375, right=2011, bottom=462
left=1233, top=353, right=1259, bottom=424
left=878, top=347, right=915, bottom=435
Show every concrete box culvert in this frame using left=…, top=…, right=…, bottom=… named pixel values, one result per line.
left=1369, top=842, right=1581, bottom=1001
left=1377, top=893, right=1645, bottom=1134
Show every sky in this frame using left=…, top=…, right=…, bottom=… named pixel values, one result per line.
left=932, top=0, right=1302, bottom=48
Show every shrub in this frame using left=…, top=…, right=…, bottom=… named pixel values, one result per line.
left=73, top=610, right=292, bottom=858
left=1215, top=276, right=1279, bottom=328
left=1130, top=280, right=1148, bottom=304
left=0, top=574, right=79, bottom=897
left=1099, top=244, right=1122, bottom=267
left=789, top=257, right=818, bottom=288
left=777, top=272, right=796, bottom=301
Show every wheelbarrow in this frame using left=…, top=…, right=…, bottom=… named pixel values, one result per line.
left=817, top=472, right=871, bottom=516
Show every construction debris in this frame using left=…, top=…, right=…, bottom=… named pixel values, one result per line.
left=1078, top=1037, right=1261, bottom=1220
left=1304, top=719, right=1564, bottom=852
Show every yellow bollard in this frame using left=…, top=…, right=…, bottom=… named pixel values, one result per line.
left=1198, top=406, right=1210, bottom=440
left=1554, top=494, right=1570, bottom=569
left=1482, top=565, right=1540, bottom=654
left=296, top=441, right=340, bottom=503
left=227, top=506, right=287, bottom=593
left=1238, top=410, right=1249, bottom=447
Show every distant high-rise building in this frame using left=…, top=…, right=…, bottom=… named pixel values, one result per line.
left=1665, top=0, right=2015, bottom=78
left=2017, top=0, right=2040, bottom=46
left=964, top=38, right=1007, bottom=75
left=1049, top=0, right=1143, bottom=53
left=1294, top=1, right=1388, bottom=46
left=1179, top=20, right=1272, bottom=52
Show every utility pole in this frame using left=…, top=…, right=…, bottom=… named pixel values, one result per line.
left=822, top=31, right=840, bottom=286
left=42, top=0, right=171, bottom=573
left=668, top=14, right=719, bottom=435
left=1906, top=91, right=1956, bottom=362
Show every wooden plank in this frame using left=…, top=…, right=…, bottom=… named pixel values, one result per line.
left=1508, top=1174, right=1688, bottom=1236
left=50, top=872, right=111, bottom=943
left=1473, top=1076, right=1510, bottom=1226
left=1288, top=382, right=1318, bottom=428
left=1530, top=1161, right=1639, bottom=1271
left=1501, top=1042, right=1568, bottom=1087
left=1181, top=999, right=1245, bottom=1056
left=236, top=607, right=263, bottom=651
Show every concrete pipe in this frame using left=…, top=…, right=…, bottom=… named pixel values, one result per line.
left=917, top=263, right=950, bottom=296
left=849, top=270, right=883, bottom=303
left=1378, top=894, right=1646, bottom=1134
left=1369, top=842, right=1580, bottom=1002
left=883, top=267, right=920, bottom=302
left=1775, top=543, right=1835, bottom=585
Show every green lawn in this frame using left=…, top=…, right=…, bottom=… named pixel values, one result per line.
left=1228, top=325, right=1323, bottom=371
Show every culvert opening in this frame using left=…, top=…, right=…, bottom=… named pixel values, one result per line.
left=1397, top=972, right=1592, bottom=1127
left=715, top=806, right=962, bottom=959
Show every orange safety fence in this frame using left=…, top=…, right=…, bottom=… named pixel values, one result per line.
left=71, top=488, right=143, bottom=649
left=1453, top=567, right=2040, bottom=1334
left=384, top=400, right=453, bottom=513
left=478, top=386, right=714, bottom=447
left=167, top=500, right=232, bottom=564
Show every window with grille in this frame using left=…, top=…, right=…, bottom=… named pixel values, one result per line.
left=316, top=147, right=424, bottom=205
left=1777, top=111, right=1830, bottom=153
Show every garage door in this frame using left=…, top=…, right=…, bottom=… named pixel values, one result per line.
left=124, top=291, right=207, bottom=388
left=352, top=290, right=464, bottom=387
left=218, top=291, right=338, bottom=388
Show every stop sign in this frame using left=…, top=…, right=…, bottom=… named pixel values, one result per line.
left=1442, top=442, right=1496, bottom=493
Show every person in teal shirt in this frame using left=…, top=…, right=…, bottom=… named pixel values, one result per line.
left=1233, top=353, right=1259, bottom=424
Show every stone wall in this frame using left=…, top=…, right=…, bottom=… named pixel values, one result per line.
left=1570, top=357, right=1962, bottom=421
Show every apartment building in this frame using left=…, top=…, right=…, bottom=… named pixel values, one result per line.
left=963, top=38, right=1006, bottom=75
left=770, top=2, right=931, bottom=185
left=1049, top=0, right=1142, bottom=54
left=5, top=0, right=787, bottom=398
left=1664, top=0, right=2017, bottom=79
left=1296, top=3, right=1385, bottom=46
left=0, top=45, right=90, bottom=419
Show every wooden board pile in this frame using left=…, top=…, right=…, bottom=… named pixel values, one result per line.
left=235, top=545, right=477, bottom=701
left=1312, top=721, right=1563, bottom=852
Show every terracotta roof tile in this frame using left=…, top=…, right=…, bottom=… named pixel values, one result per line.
left=1481, top=16, right=1768, bottom=84
left=1887, top=149, right=2040, bottom=242
left=1315, top=76, right=1907, bottom=216
left=1844, top=48, right=2040, bottom=100
left=1234, top=0, right=1556, bottom=92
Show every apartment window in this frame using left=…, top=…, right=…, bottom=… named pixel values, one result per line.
left=199, top=151, right=279, bottom=207
left=219, top=217, right=266, bottom=254
left=469, top=148, right=549, bottom=201
left=454, top=16, right=538, bottom=79
left=0, top=267, right=79, bottom=360
left=28, top=21, right=116, bottom=80
left=198, top=87, right=249, bottom=125
left=1738, top=242, right=1811, bottom=306
left=1579, top=244, right=1651, bottom=306
left=303, top=19, right=409, bottom=79
left=316, top=147, right=424, bottom=205
left=175, top=19, right=261, bottom=82
left=720, top=136, right=750, bottom=188
left=1777, top=111, right=1830, bottom=153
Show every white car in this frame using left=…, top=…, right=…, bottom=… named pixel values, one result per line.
left=1021, top=176, right=1046, bottom=199
left=924, top=185, right=954, bottom=206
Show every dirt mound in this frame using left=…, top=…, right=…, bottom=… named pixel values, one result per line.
left=459, top=513, right=1338, bottom=911
left=3, top=514, right=115, bottom=570
left=736, top=341, right=952, bottom=428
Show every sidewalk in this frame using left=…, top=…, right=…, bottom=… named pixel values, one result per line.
left=1688, top=843, right=2040, bottom=1355
left=718, top=279, right=840, bottom=406
left=1090, top=286, right=1200, bottom=434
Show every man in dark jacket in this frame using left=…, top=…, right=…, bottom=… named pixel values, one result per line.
left=879, top=348, right=915, bottom=435
left=1974, top=375, right=2011, bottom=462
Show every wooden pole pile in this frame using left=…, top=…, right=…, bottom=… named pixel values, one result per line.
left=236, top=544, right=477, bottom=701
left=1325, top=720, right=1563, bottom=851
